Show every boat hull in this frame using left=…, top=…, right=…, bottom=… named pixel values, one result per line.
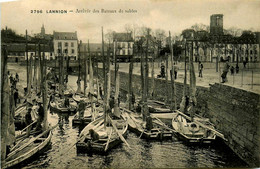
left=3, top=131, right=52, bottom=169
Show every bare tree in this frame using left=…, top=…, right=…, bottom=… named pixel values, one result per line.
left=190, top=23, right=210, bottom=32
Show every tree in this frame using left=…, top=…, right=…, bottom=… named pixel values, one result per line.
left=190, top=23, right=210, bottom=32
left=1, top=28, right=25, bottom=43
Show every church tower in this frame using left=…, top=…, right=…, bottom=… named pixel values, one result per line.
left=41, top=24, right=45, bottom=35
left=210, top=14, right=224, bottom=35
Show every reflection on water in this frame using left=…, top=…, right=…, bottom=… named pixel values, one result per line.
left=7, top=64, right=247, bottom=168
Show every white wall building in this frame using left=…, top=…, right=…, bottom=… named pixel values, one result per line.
left=53, top=31, right=78, bottom=60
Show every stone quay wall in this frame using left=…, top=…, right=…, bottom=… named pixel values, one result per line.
left=97, top=68, right=260, bottom=167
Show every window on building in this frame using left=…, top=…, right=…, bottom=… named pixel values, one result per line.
left=65, top=36, right=67, bottom=39
left=123, top=49, right=125, bottom=55
left=72, top=49, right=75, bottom=54
left=58, top=42, right=62, bottom=47
left=250, top=50, right=253, bottom=55
left=216, top=16, right=220, bottom=26
left=65, top=42, right=68, bottom=47
left=71, top=42, right=74, bottom=47
left=255, top=50, right=258, bottom=54
left=50, top=53, right=52, bottom=56
left=122, top=43, right=125, bottom=48
left=64, top=49, right=68, bottom=54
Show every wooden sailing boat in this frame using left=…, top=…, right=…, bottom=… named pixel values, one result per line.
left=2, top=42, right=55, bottom=169
left=76, top=28, right=129, bottom=154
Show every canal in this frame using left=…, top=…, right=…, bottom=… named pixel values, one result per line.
left=7, top=63, right=248, bottom=168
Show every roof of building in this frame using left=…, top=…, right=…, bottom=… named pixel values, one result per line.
left=53, top=31, right=77, bottom=40
left=113, top=32, right=133, bottom=42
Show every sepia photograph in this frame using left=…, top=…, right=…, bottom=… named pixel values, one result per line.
left=1, top=0, right=260, bottom=168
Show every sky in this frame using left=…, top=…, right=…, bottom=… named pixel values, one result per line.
left=1, top=0, right=260, bottom=43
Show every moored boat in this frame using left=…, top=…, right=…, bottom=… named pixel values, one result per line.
left=121, top=108, right=173, bottom=141
left=49, top=98, right=77, bottom=114
left=76, top=115, right=128, bottom=154
left=171, top=111, right=216, bottom=144
left=2, top=126, right=53, bottom=169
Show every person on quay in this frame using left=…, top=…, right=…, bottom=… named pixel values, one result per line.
left=99, top=85, right=103, bottom=100
left=25, top=107, right=33, bottom=137
left=236, top=64, right=239, bottom=74
left=221, top=61, right=230, bottom=83
left=160, top=63, right=165, bottom=78
left=230, top=66, right=235, bottom=75
left=199, top=62, right=203, bottom=78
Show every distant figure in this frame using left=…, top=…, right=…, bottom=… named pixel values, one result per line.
left=174, top=63, right=179, bottom=79
left=16, top=73, right=19, bottom=82
left=199, top=62, right=203, bottom=78
left=160, top=63, right=165, bottom=78
left=14, top=89, right=19, bottom=107
left=9, top=74, right=14, bottom=85
left=89, top=129, right=99, bottom=141
left=230, top=66, right=235, bottom=75
left=236, top=64, right=239, bottom=74
left=36, top=102, right=44, bottom=131
left=25, top=107, right=32, bottom=137
left=77, top=100, right=85, bottom=119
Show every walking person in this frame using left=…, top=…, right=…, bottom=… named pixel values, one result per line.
left=199, top=62, right=203, bottom=78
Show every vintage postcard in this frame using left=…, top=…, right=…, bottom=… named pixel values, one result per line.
left=1, top=0, right=260, bottom=168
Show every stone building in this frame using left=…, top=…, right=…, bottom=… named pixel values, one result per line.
left=180, top=14, right=260, bottom=63
left=113, top=32, right=134, bottom=62
left=79, top=43, right=112, bottom=61
left=53, top=31, right=78, bottom=60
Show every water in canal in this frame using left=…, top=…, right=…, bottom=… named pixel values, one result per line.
left=8, top=63, right=248, bottom=168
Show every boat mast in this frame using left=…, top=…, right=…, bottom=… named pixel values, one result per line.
left=41, top=42, right=48, bottom=130
left=1, top=45, right=10, bottom=161
left=169, top=31, right=176, bottom=110
left=89, top=40, right=94, bottom=116
left=84, top=42, right=87, bottom=96
left=77, top=40, right=82, bottom=93
left=26, top=30, right=29, bottom=92
left=128, top=32, right=134, bottom=110
left=114, top=39, right=120, bottom=117
left=33, top=39, right=37, bottom=94
left=189, top=37, right=196, bottom=120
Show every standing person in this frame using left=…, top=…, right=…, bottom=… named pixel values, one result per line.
left=36, top=102, right=44, bottom=131
left=160, top=63, right=165, bottom=78
left=25, top=107, right=32, bottom=137
left=199, top=62, right=203, bottom=78
left=99, top=85, right=103, bottom=100
left=9, top=74, right=14, bottom=86
left=236, top=64, right=239, bottom=74
left=14, top=89, right=19, bottom=107
left=174, top=62, right=179, bottom=79
left=77, top=100, right=85, bottom=119
left=230, top=66, right=235, bottom=75
left=16, top=73, right=19, bottom=82
left=243, top=60, right=246, bottom=68
left=221, top=61, right=230, bottom=83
